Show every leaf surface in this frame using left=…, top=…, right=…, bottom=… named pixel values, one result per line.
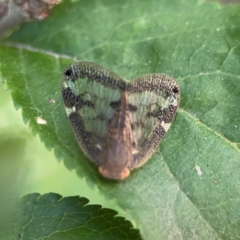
left=1, top=0, right=240, bottom=239
left=8, top=193, right=141, bottom=240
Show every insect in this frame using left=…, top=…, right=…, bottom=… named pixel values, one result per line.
left=62, top=62, right=180, bottom=180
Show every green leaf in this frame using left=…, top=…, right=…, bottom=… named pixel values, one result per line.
left=7, top=193, right=141, bottom=240
left=1, top=0, right=240, bottom=239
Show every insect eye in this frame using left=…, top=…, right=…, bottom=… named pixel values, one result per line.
left=65, top=69, right=72, bottom=77
left=173, top=86, right=179, bottom=94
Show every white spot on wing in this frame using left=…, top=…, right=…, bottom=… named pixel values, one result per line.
left=167, top=96, right=178, bottom=107
left=65, top=107, right=75, bottom=116
left=96, top=144, right=102, bottom=150
left=161, top=121, right=171, bottom=132
left=62, top=81, right=68, bottom=88
left=132, top=149, right=138, bottom=155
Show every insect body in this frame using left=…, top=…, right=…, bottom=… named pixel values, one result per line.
left=62, top=62, right=180, bottom=180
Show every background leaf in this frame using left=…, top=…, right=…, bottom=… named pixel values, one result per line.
left=7, top=193, right=141, bottom=240
left=1, top=0, right=240, bottom=239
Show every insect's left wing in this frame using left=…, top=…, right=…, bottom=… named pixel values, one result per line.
left=127, top=73, right=180, bottom=169
left=61, top=62, right=126, bottom=164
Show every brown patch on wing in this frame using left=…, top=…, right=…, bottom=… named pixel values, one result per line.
left=97, top=91, right=133, bottom=180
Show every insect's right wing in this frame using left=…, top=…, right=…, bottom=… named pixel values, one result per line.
left=127, top=74, right=180, bottom=169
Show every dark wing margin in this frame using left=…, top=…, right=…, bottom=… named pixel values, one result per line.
left=62, top=62, right=127, bottom=90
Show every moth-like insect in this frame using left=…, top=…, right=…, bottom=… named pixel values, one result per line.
left=62, top=62, right=180, bottom=180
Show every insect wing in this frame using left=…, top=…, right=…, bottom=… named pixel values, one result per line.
left=127, top=74, right=180, bottom=168
left=62, top=62, right=126, bottom=164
